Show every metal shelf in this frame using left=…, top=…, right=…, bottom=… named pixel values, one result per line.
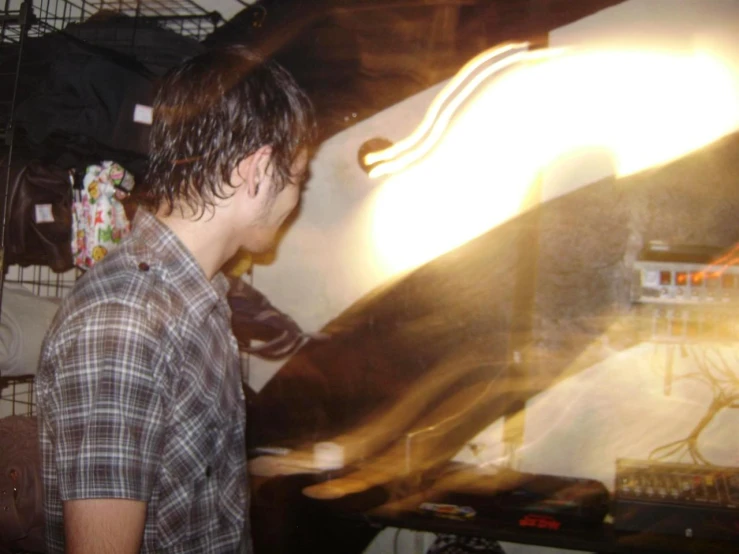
left=1, top=0, right=221, bottom=43
left=1, top=0, right=221, bottom=347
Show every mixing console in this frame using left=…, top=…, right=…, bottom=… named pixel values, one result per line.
left=613, top=459, right=739, bottom=540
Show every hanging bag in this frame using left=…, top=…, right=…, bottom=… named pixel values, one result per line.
left=71, top=161, right=134, bottom=269
left=1, top=157, right=75, bottom=273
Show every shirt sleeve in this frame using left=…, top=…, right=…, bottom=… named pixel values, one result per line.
left=42, top=302, right=166, bottom=502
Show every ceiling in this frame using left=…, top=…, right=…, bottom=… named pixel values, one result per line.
left=4, top=0, right=628, bottom=141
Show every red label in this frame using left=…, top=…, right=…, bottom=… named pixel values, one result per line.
left=519, top=513, right=562, bottom=531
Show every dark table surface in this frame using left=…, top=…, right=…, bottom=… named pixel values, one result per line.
left=251, top=466, right=739, bottom=554
left=308, top=470, right=739, bottom=554
left=354, top=500, right=739, bottom=554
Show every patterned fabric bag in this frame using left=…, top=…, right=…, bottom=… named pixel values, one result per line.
left=72, top=161, right=134, bottom=269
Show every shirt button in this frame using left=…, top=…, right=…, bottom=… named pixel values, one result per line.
left=138, top=262, right=150, bottom=272
left=205, top=465, right=212, bottom=478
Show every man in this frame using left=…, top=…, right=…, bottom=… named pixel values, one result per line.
left=36, top=45, right=315, bottom=553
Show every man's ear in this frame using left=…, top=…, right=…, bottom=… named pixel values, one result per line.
left=234, top=145, right=273, bottom=198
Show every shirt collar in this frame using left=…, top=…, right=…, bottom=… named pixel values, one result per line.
left=131, top=209, right=230, bottom=312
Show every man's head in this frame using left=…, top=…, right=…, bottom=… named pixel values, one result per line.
left=143, top=45, right=315, bottom=228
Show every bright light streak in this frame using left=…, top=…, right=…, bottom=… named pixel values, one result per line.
left=364, top=42, right=531, bottom=169
left=369, top=45, right=739, bottom=277
left=368, top=48, right=567, bottom=179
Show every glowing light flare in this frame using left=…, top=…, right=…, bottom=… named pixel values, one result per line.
left=685, top=242, right=739, bottom=283
left=505, top=49, right=739, bottom=179
left=369, top=114, right=542, bottom=276
left=369, top=46, right=739, bottom=278
left=363, top=42, right=531, bottom=169
left=367, top=48, right=567, bottom=179
left=598, top=51, right=738, bottom=176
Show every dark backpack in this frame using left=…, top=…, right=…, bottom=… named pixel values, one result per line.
left=1, top=156, right=74, bottom=273
left=11, top=34, right=154, bottom=167
left=3, top=30, right=155, bottom=176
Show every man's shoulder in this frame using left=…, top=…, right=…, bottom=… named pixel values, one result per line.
left=73, top=245, right=169, bottom=310
left=49, top=242, right=186, bottom=341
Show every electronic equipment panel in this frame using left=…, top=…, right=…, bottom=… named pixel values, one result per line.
left=632, top=243, right=739, bottom=306
left=429, top=469, right=610, bottom=529
left=613, top=458, right=739, bottom=540
left=631, top=242, right=739, bottom=343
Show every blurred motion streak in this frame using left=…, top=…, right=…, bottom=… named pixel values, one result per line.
left=367, top=44, right=739, bottom=277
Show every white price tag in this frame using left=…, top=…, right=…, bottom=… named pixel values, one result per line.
left=34, top=204, right=54, bottom=223
left=133, top=104, right=153, bottom=125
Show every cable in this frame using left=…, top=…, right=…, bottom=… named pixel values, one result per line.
left=648, top=343, right=739, bottom=465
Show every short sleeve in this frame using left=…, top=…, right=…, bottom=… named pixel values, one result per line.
left=41, top=303, right=166, bottom=502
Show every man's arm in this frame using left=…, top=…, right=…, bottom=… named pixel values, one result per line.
left=39, top=303, right=165, bottom=552
left=64, top=498, right=147, bottom=554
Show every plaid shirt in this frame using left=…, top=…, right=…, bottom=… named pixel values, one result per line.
left=37, top=210, right=249, bottom=553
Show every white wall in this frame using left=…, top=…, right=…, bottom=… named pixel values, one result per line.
left=507, top=0, right=739, bottom=484
left=248, top=2, right=739, bottom=553
left=247, top=82, right=445, bottom=391
left=543, top=0, right=739, bottom=199
left=203, top=0, right=252, bottom=22
left=249, top=0, right=739, bottom=393
left=2, top=0, right=247, bottom=34
left=550, top=0, right=739, bottom=52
